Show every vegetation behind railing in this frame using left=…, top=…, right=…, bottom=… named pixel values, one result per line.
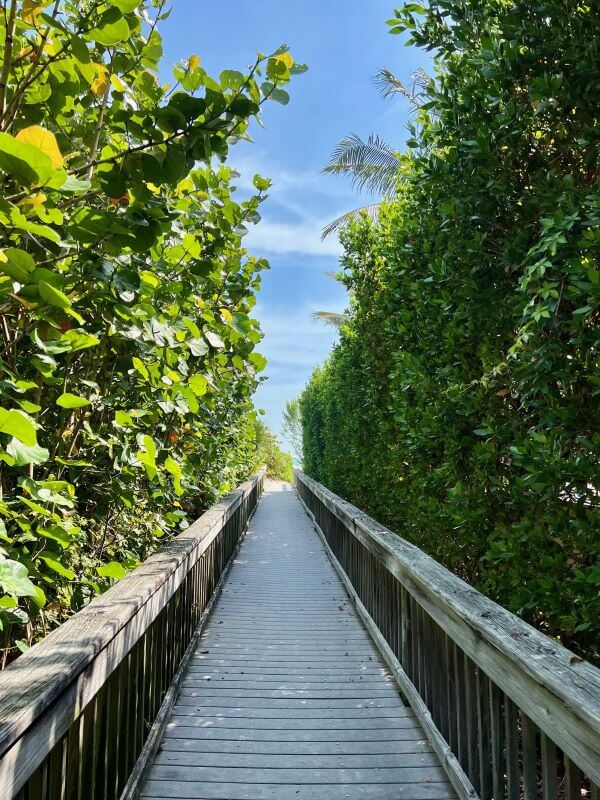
left=0, top=469, right=264, bottom=800
left=299, top=0, right=600, bottom=663
left=296, top=470, right=600, bottom=800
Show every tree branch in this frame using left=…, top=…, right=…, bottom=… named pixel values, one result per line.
left=0, top=0, right=17, bottom=118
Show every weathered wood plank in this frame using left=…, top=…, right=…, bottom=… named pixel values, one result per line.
left=146, top=764, right=450, bottom=784
left=166, top=715, right=421, bottom=729
left=153, top=751, right=440, bottom=768
left=169, top=707, right=414, bottom=720
left=140, top=780, right=456, bottom=800
left=158, top=738, right=434, bottom=755
left=163, top=724, right=430, bottom=741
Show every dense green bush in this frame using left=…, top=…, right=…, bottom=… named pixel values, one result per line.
left=301, top=0, right=599, bottom=661
left=250, top=417, right=293, bottom=482
left=0, top=0, right=304, bottom=661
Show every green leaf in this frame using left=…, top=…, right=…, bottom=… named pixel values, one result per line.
left=164, top=456, right=183, bottom=495
left=39, top=280, right=72, bottom=309
left=108, top=0, right=140, bottom=11
left=187, top=338, right=209, bottom=357
left=59, top=329, right=100, bottom=352
left=188, top=374, right=208, bottom=396
left=270, top=88, right=290, bottom=105
left=228, top=96, right=259, bottom=116
left=132, top=357, right=149, bottom=379
left=220, top=70, right=245, bottom=90
left=136, top=434, right=158, bottom=479
left=38, top=555, right=75, bottom=580
left=85, top=9, right=130, bottom=46
left=36, top=525, right=72, bottom=549
left=168, top=93, right=206, bottom=122
left=6, top=439, right=49, bottom=466
left=97, top=561, right=128, bottom=580
left=290, top=63, right=309, bottom=75
left=0, top=248, right=35, bottom=282
left=205, top=331, right=224, bottom=349
left=0, top=408, right=37, bottom=445
left=114, top=410, right=134, bottom=428
left=28, top=584, right=47, bottom=610
left=249, top=352, right=267, bottom=372
left=252, top=174, right=272, bottom=192
left=56, top=393, right=90, bottom=409
left=0, top=559, right=37, bottom=597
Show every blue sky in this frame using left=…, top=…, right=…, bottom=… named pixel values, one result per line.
left=161, top=1, right=428, bottom=445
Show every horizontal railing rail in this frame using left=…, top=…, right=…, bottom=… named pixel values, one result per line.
left=295, top=470, right=600, bottom=800
left=0, top=468, right=265, bottom=800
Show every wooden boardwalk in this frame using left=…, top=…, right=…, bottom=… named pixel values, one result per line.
left=140, top=480, right=455, bottom=800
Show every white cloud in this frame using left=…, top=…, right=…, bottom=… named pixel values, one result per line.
left=230, top=149, right=358, bottom=259
left=232, top=150, right=351, bottom=199
left=244, top=219, right=342, bottom=257
left=252, top=300, right=348, bottom=438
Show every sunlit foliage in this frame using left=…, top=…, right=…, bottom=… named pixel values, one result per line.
left=0, top=0, right=305, bottom=661
left=301, top=0, right=599, bottom=661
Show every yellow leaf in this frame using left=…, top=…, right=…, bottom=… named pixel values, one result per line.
left=220, top=308, right=232, bottom=322
left=18, top=192, right=47, bottom=215
left=91, top=64, right=110, bottom=97
left=20, top=0, right=43, bottom=25
left=0, top=250, right=7, bottom=263
left=109, top=74, right=126, bottom=93
left=275, top=52, right=294, bottom=69
left=17, top=46, right=35, bottom=60
left=188, top=54, right=201, bottom=71
left=496, top=388, right=510, bottom=396
left=15, top=126, right=63, bottom=168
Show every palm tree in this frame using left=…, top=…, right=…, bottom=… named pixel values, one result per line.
left=321, top=68, right=430, bottom=239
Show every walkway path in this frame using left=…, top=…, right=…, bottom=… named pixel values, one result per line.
left=140, top=480, right=455, bottom=800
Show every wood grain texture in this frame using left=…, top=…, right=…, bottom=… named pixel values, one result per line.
left=295, top=470, right=600, bottom=785
left=140, top=480, right=454, bottom=800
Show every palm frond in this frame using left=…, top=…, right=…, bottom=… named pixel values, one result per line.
left=373, top=68, right=432, bottom=115
left=321, top=203, right=382, bottom=239
left=413, top=67, right=431, bottom=94
left=323, top=133, right=400, bottom=196
left=374, top=68, right=420, bottom=110
left=311, top=311, right=349, bottom=329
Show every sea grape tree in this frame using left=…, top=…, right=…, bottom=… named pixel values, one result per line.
left=0, top=0, right=305, bottom=660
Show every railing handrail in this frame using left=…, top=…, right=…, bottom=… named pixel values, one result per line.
left=0, top=468, right=265, bottom=791
left=295, top=470, right=600, bottom=784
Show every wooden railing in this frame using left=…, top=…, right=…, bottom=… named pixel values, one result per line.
left=0, top=468, right=265, bottom=800
left=295, top=470, right=600, bottom=800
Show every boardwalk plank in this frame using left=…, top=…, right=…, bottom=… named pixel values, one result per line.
left=147, top=764, right=449, bottom=783
left=162, top=726, right=431, bottom=742
left=153, top=751, right=440, bottom=768
left=158, top=739, right=433, bottom=755
left=141, top=780, right=455, bottom=799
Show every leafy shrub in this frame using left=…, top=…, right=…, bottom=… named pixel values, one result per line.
left=0, top=0, right=305, bottom=662
left=301, top=0, right=599, bottom=662
left=250, top=417, right=293, bottom=482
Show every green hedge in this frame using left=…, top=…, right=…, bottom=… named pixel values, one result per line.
left=301, top=0, right=599, bottom=662
left=0, top=0, right=304, bottom=662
